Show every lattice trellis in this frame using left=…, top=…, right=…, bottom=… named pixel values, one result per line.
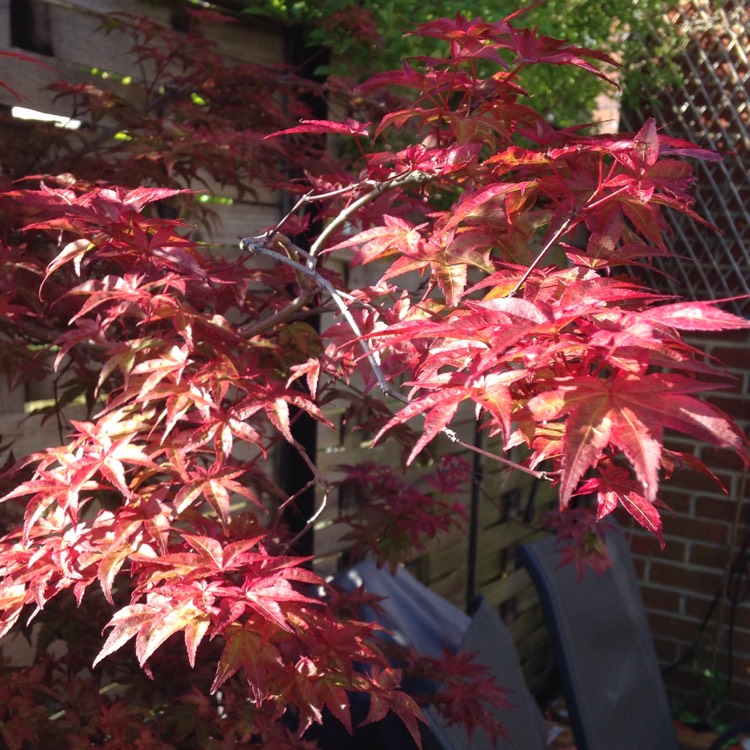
left=621, top=1, right=750, bottom=316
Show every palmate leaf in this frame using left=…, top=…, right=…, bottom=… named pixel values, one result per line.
left=613, top=118, right=659, bottom=174
left=442, top=182, right=536, bottom=234
left=173, top=466, right=264, bottom=526
left=373, top=387, right=468, bottom=464
left=266, top=118, right=371, bottom=139
left=286, top=358, right=321, bottom=399
left=529, top=373, right=747, bottom=508
left=0, top=583, right=27, bottom=639
left=262, top=389, right=334, bottom=444
left=93, top=604, right=158, bottom=668
left=94, top=599, right=209, bottom=669
left=634, top=299, right=750, bottom=331
left=508, top=26, right=617, bottom=83
left=360, top=667, right=425, bottom=747
left=210, top=621, right=283, bottom=699
left=578, top=466, right=668, bottom=544
left=98, top=543, right=136, bottom=605
left=328, top=215, right=423, bottom=265
left=433, top=258, right=467, bottom=308
left=241, top=570, right=321, bottom=632
left=95, top=543, right=329, bottom=674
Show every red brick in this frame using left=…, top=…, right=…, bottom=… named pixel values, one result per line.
left=631, top=532, right=686, bottom=562
left=652, top=636, right=680, bottom=663
left=722, top=602, right=750, bottom=633
left=658, top=490, right=694, bottom=514
left=734, top=604, right=750, bottom=632
left=723, top=698, right=750, bottom=724
left=684, top=597, right=750, bottom=638
left=663, top=665, right=705, bottom=694
left=695, top=495, right=747, bottom=523
left=689, top=542, right=730, bottom=568
left=649, top=561, right=724, bottom=597
left=698, top=445, right=748, bottom=472
left=640, top=584, right=681, bottom=613
left=696, top=329, right=750, bottom=346
left=727, top=655, right=750, bottom=694
left=706, top=395, right=750, bottom=423
left=683, top=594, right=715, bottom=622
left=648, top=611, right=704, bottom=643
left=661, top=515, right=730, bottom=546
left=711, top=345, right=750, bottom=369
left=667, top=469, right=734, bottom=496
left=664, top=436, right=703, bottom=454
left=729, top=680, right=750, bottom=705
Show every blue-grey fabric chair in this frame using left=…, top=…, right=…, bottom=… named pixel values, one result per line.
left=520, top=522, right=680, bottom=750
left=520, top=521, right=746, bottom=750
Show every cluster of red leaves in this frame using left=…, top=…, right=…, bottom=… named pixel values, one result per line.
left=335, top=455, right=469, bottom=570
left=542, top=507, right=613, bottom=580
left=0, top=13, right=423, bottom=744
left=0, top=7, right=747, bottom=748
left=276, top=15, right=749, bottom=546
left=0, top=175, right=441, bottom=745
left=404, top=646, right=511, bottom=746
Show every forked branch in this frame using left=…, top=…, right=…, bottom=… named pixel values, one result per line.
left=240, top=232, right=548, bottom=481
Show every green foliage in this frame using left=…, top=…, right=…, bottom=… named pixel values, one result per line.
left=240, top=0, right=674, bottom=126
left=673, top=638, right=729, bottom=726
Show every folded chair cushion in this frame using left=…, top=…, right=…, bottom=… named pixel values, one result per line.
left=334, top=560, right=547, bottom=749
left=431, top=597, right=548, bottom=750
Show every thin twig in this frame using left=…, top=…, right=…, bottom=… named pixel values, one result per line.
left=712, top=465, right=748, bottom=677
left=452, top=434, right=548, bottom=479
left=283, top=487, right=328, bottom=554
left=269, top=184, right=367, bottom=242
left=508, top=215, right=574, bottom=298
left=269, top=412, right=330, bottom=554
left=270, top=189, right=315, bottom=240
left=241, top=234, right=408, bottom=403
left=308, top=170, right=428, bottom=260
left=507, top=185, right=631, bottom=298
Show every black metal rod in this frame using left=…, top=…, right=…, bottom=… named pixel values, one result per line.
left=466, top=417, right=485, bottom=607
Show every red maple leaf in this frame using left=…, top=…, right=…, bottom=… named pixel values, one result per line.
left=528, top=372, right=747, bottom=507
left=578, top=466, right=669, bottom=544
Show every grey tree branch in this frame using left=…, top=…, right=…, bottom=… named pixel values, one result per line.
left=241, top=233, right=408, bottom=404
left=240, top=233, right=548, bottom=481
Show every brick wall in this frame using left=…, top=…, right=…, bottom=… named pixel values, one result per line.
left=628, top=329, right=750, bottom=720
left=618, top=1, right=750, bottom=721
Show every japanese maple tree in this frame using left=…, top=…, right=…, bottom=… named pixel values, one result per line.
left=0, top=6, right=747, bottom=748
